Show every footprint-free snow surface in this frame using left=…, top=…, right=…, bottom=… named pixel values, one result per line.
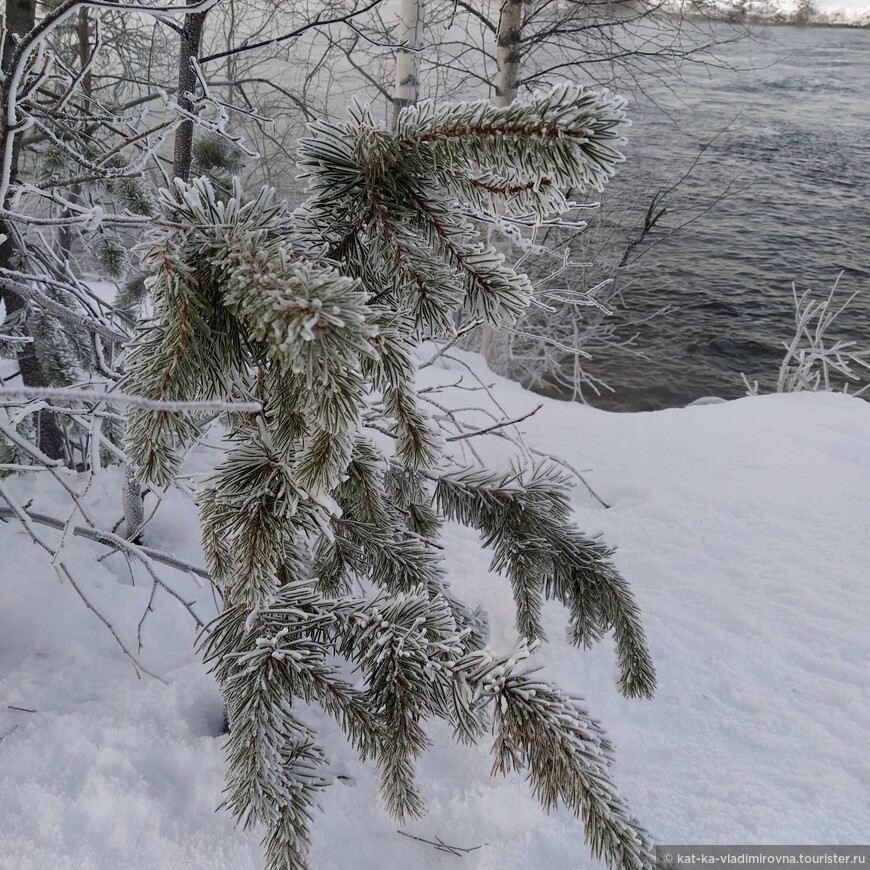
left=2, top=354, right=868, bottom=869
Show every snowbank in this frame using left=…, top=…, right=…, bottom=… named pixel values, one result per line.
left=2, top=355, right=869, bottom=869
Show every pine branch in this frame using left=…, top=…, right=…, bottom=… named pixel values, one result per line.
left=490, top=674, right=653, bottom=870
left=435, top=463, right=655, bottom=698
left=110, top=85, right=648, bottom=870
left=396, top=83, right=626, bottom=192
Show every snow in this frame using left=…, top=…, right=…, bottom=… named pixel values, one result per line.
left=777, top=0, right=870, bottom=23
left=691, top=0, right=870, bottom=25
left=2, top=354, right=870, bottom=868
left=775, top=0, right=870, bottom=23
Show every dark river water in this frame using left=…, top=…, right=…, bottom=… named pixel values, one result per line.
left=576, top=24, right=870, bottom=410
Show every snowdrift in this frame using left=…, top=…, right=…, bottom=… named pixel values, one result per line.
left=2, top=353, right=869, bottom=869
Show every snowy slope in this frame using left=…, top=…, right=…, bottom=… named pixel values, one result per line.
left=2, top=354, right=869, bottom=869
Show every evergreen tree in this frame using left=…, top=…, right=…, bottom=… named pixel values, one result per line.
left=124, top=83, right=655, bottom=870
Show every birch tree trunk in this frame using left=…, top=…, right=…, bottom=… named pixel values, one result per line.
left=57, top=8, right=94, bottom=259
left=494, top=0, right=523, bottom=108
left=481, top=0, right=524, bottom=374
left=392, top=0, right=422, bottom=129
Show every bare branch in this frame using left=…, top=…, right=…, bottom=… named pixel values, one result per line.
left=396, top=829, right=486, bottom=857
left=0, top=504, right=212, bottom=580
left=199, top=0, right=388, bottom=65
left=0, top=385, right=263, bottom=413
left=0, top=275, right=129, bottom=344
left=444, top=403, right=542, bottom=442
left=57, top=561, right=167, bottom=683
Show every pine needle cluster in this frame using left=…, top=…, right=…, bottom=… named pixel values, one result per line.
left=124, top=84, right=655, bottom=870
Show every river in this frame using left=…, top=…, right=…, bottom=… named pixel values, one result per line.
left=574, top=24, right=870, bottom=410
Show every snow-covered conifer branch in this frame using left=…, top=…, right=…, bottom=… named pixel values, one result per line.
left=295, top=83, right=627, bottom=333
left=435, top=462, right=656, bottom=698
left=58, top=84, right=652, bottom=870
left=490, top=674, right=654, bottom=870
left=396, top=83, right=627, bottom=192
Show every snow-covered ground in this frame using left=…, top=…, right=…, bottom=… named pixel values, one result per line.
left=677, top=0, right=870, bottom=24
left=2, top=353, right=869, bottom=869
left=772, top=0, right=870, bottom=23
left=721, top=0, right=870, bottom=24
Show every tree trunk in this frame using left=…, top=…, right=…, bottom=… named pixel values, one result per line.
left=172, top=2, right=207, bottom=182
left=57, top=8, right=94, bottom=259
left=482, top=0, right=524, bottom=375
left=0, top=0, right=66, bottom=460
left=392, top=0, right=422, bottom=129
left=122, top=0, right=208, bottom=543
left=494, top=0, right=523, bottom=109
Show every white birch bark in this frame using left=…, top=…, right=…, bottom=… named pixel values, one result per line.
left=495, top=0, right=523, bottom=108
left=392, top=0, right=422, bottom=128
left=482, top=0, right=525, bottom=372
